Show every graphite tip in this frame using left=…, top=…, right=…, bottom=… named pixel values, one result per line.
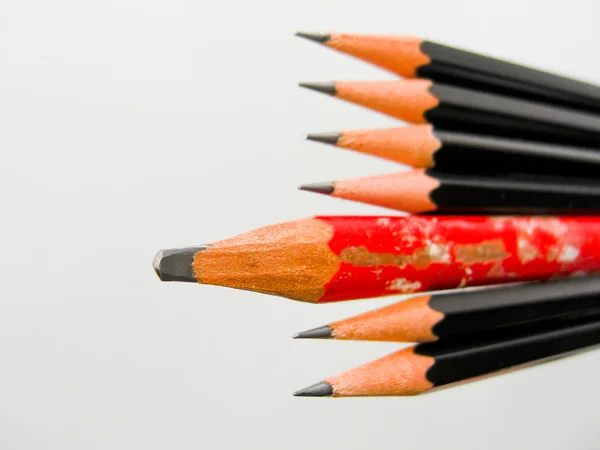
left=298, top=82, right=337, bottom=96
left=295, top=31, right=331, bottom=44
left=153, top=246, right=206, bottom=282
left=305, top=132, right=341, bottom=146
left=293, top=381, right=334, bottom=397
left=298, top=182, right=335, bottom=195
left=293, top=325, right=332, bottom=339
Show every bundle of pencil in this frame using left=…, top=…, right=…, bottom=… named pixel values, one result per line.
left=152, top=31, right=600, bottom=397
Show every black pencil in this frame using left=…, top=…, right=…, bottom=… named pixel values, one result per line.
left=306, top=125, right=600, bottom=179
left=294, top=316, right=600, bottom=397
left=294, top=276, right=600, bottom=343
left=296, top=32, right=600, bottom=114
left=299, top=79, right=600, bottom=147
left=299, top=169, right=600, bottom=214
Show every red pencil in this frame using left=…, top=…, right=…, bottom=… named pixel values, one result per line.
left=153, top=216, right=600, bottom=303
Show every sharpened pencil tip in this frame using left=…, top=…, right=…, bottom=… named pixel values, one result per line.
left=295, top=31, right=331, bottom=44
left=152, top=246, right=207, bottom=282
left=153, top=250, right=164, bottom=277
left=298, top=182, right=335, bottom=195
left=293, top=325, right=332, bottom=339
left=305, top=132, right=341, bottom=146
left=299, top=82, right=337, bottom=96
left=294, top=381, right=334, bottom=397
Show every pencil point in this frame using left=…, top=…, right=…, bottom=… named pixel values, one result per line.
left=295, top=31, right=331, bottom=44
left=305, top=132, right=341, bottom=146
left=293, top=325, right=332, bottom=339
left=298, top=182, right=335, bottom=195
left=153, top=246, right=206, bottom=282
left=294, top=381, right=334, bottom=397
left=299, top=82, right=337, bottom=96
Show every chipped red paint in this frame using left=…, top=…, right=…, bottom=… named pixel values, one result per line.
left=317, top=216, right=600, bottom=303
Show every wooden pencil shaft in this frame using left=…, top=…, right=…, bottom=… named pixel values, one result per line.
left=434, top=299, right=600, bottom=340
left=437, top=131, right=600, bottom=164
left=420, top=316, right=600, bottom=387
left=438, top=306, right=600, bottom=342
left=417, top=62, right=581, bottom=110
left=435, top=275, right=600, bottom=313
left=428, top=170, right=600, bottom=213
left=433, top=131, right=600, bottom=178
left=422, top=42, right=600, bottom=100
left=427, top=84, right=600, bottom=147
left=418, top=41, right=600, bottom=113
left=432, top=84, right=600, bottom=131
left=426, top=106, right=598, bottom=147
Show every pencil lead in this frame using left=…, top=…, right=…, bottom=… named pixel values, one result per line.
left=293, top=325, right=332, bottom=339
left=153, top=246, right=206, bottom=282
left=298, top=182, right=335, bottom=195
left=295, top=31, right=331, bottom=44
left=294, top=381, right=334, bottom=397
left=305, top=132, right=341, bottom=146
left=299, top=82, right=337, bottom=96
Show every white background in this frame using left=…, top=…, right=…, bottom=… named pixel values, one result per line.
left=1, top=0, right=599, bottom=448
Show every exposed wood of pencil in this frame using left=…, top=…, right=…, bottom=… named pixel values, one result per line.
left=294, top=276, right=600, bottom=342
left=299, top=80, right=600, bottom=147
left=299, top=169, right=600, bottom=214
left=296, top=32, right=600, bottom=114
left=307, top=125, right=441, bottom=168
left=306, top=125, right=600, bottom=178
left=293, top=317, right=600, bottom=397
left=153, top=216, right=600, bottom=303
